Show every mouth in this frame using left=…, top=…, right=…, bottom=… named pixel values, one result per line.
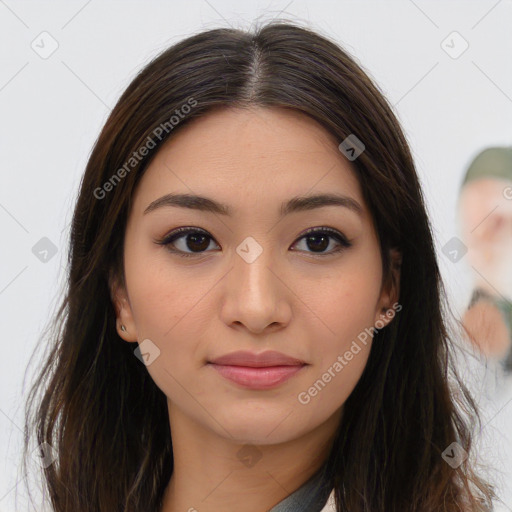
left=206, top=350, right=308, bottom=390
left=207, top=363, right=306, bottom=390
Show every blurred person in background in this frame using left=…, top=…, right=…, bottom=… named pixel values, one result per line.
left=459, top=146, right=512, bottom=374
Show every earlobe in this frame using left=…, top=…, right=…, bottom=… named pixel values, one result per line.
left=108, top=269, right=138, bottom=343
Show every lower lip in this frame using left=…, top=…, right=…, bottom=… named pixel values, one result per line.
left=208, top=363, right=305, bottom=390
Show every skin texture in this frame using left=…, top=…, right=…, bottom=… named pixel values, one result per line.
left=110, top=107, right=400, bottom=512
left=458, top=178, right=512, bottom=358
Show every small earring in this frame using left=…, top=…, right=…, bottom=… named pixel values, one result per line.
left=120, top=324, right=127, bottom=332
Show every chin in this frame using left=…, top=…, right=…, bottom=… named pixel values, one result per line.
left=209, top=408, right=308, bottom=445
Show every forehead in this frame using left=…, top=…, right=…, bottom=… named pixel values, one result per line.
left=131, top=107, right=365, bottom=217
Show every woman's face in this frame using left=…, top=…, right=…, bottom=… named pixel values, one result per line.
left=112, top=107, right=398, bottom=445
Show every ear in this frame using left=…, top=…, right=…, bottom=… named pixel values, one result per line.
left=374, top=248, right=402, bottom=328
left=108, top=268, right=138, bottom=343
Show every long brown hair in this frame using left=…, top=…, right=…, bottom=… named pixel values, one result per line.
left=22, top=20, right=495, bottom=511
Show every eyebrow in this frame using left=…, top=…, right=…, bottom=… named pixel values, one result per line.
left=143, top=192, right=363, bottom=217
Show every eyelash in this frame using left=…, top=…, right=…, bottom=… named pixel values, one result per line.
left=155, top=226, right=352, bottom=259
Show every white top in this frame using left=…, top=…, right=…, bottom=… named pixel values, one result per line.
left=320, top=490, right=336, bottom=511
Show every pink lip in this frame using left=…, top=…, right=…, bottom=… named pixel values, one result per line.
left=208, top=364, right=305, bottom=390
left=207, top=350, right=307, bottom=390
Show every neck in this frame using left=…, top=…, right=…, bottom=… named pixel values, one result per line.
left=160, top=401, right=341, bottom=512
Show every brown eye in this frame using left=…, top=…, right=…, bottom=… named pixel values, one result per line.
left=156, top=228, right=220, bottom=258
left=291, top=227, right=352, bottom=256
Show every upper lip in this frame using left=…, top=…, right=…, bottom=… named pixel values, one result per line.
left=208, top=350, right=306, bottom=367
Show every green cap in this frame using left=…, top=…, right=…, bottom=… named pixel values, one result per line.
left=462, top=146, right=512, bottom=186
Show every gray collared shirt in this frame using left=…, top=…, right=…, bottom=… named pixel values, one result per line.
left=268, top=462, right=333, bottom=512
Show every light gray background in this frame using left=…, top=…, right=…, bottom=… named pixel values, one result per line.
left=1, top=1, right=511, bottom=510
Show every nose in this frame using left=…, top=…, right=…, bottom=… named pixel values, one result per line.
left=219, top=241, right=292, bottom=335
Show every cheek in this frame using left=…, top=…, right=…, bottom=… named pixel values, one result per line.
left=291, top=251, right=382, bottom=412
left=123, top=243, right=214, bottom=386
left=124, top=255, right=213, bottom=406
left=124, top=238, right=206, bottom=334
left=306, top=286, right=376, bottom=372
left=299, top=251, right=383, bottom=346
